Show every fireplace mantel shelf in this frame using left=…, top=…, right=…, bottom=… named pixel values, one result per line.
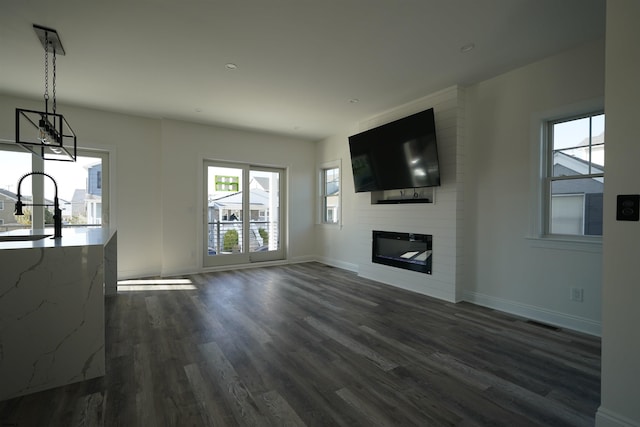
left=375, top=198, right=431, bottom=204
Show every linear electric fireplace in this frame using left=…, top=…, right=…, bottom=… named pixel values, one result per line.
left=372, top=231, right=432, bottom=274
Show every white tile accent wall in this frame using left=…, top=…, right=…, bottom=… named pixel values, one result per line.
left=355, top=86, right=463, bottom=302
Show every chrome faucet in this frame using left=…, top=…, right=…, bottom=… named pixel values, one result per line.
left=14, top=171, right=62, bottom=238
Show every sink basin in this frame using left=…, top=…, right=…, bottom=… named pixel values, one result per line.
left=0, top=234, right=52, bottom=242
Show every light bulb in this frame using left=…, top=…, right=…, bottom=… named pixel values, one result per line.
left=38, top=119, right=45, bottom=141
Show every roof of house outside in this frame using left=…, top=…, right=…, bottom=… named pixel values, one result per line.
left=209, top=188, right=271, bottom=209
left=575, top=131, right=605, bottom=148
left=251, top=177, right=270, bottom=191
left=0, top=188, right=19, bottom=201
left=554, top=151, right=604, bottom=173
left=326, top=182, right=339, bottom=196
left=0, top=188, right=68, bottom=208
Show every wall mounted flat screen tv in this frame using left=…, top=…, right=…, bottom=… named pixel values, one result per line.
left=348, top=108, right=440, bottom=193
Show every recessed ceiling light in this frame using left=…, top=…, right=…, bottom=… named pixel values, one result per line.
left=195, top=108, right=203, bottom=113
left=460, top=43, right=475, bottom=53
left=225, top=63, right=238, bottom=70
left=349, top=98, right=359, bottom=104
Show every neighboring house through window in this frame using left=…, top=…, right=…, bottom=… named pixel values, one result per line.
left=84, top=163, right=103, bottom=225
left=544, top=112, right=604, bottom=237
left=321, top=163, right=340, bottom=224
left=0, top=143, right=109, bottom=229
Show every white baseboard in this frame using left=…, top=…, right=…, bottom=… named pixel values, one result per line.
left=462, top=290, right=601, bottom=336
left=119, top=256, right=318, bottom=280
left=288, top=255, right=317, bottom=264
left=117, top=268, right=161, bottom=281
left=596, top=407, right=640, bottom=427
left=162, top=266, right=199, bottom=278
left=314, top=256, right=359, bottom=273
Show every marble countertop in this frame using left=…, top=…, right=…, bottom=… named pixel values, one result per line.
left=0, top=226, right=112, bottom=400
left=0, top=227, right=115, bottom=250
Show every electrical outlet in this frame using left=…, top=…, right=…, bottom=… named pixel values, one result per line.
left=570, top=287, right=584, bottom=302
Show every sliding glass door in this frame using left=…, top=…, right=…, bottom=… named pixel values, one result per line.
left=204, top=160, right=284, bottom=267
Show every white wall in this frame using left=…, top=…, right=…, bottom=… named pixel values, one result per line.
left=597, top=1, right=640, bottom=426
left=315, top=40, right=605, bottom=334
left=463, top=40, right=605, bottom=335
left=314, top=127, right=360, bottom=272
left=159, top=119, right=316, bottom=276
left=0, top=95, right=316, bottom=279
left=0, top=94, right=163, bottom=278
left=316, top=86, right=464, bottom=302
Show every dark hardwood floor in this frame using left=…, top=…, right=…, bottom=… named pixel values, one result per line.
left=0, top=262, right=601, bottom=426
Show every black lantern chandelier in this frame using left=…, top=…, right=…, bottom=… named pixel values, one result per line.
left=15, top=24, right=77, bottom=162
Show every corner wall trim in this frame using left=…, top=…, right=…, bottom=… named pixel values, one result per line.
left=596, top=406, right=640, bottom=427
left=462, top=290, right=601, bottom=336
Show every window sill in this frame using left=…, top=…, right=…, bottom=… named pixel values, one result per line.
left=525, top=235, right=602, bottom=253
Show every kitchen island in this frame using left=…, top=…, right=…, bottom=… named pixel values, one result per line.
left=0, top=227, right=116, bottom=401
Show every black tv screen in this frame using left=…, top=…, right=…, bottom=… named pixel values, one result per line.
left=348, top=108, right=441, bottom=193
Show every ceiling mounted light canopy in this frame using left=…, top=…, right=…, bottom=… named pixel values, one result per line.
left=460, top=43, right=476, bottom=53
left=15, top=24, right=76, bottom=162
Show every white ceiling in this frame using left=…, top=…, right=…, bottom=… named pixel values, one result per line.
left=0, top=0, right=605, bottom=141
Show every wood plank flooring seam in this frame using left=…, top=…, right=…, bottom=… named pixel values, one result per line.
left=0, top=262, right=600, bottom=427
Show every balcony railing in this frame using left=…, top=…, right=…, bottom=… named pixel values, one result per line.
left=207, top=220, right=278, bottom=255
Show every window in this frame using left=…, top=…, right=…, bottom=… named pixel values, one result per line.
left=0, top=143, right=109, bottom=229
left=0, top=200, right=3, bottom=210
left=544, top=112, right=604, bottom=237
left=321, top=165, right=340, bottom=224
left=44, top=152, right=109, bottom=226
left=0, top=145, right=36, bottom=231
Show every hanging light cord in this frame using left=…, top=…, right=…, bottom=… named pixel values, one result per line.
left=37, top=30, right=63, bottom=145
left=52, top=44, right=57, bottom=115
left=42, top=32, right=58, bottom=116
left=44, top=31, right=49, bottom=116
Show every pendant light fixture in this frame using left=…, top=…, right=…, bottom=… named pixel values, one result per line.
left=15, top=24, right=77, bottom=162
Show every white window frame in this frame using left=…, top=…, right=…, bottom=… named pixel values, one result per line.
left=543, top=111, right=604, bottom=239
left=0, top=142, right=111, bottom=229
left=528, top=99, right=604, bottom=250
left=45, top=148, right=111, bottom=228
left=318, top=160, right=341, bottom=226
